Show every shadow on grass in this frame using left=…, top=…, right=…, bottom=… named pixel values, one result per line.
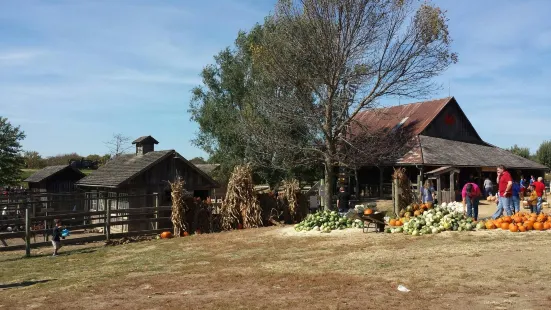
left=0, top=248, right=99, bottom=262
left=0, top=279, right=54, bottom=289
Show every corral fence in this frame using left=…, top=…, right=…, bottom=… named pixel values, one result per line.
left=0, top=192, right=175, bottom=256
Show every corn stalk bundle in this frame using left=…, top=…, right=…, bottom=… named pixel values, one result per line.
left=169, top=177, right=191, bottom=236
left=221, top=164, right=262, bottom=230
left=392, top=168, right=413, bottom=212
left=282, top=179, right=300, bottom=217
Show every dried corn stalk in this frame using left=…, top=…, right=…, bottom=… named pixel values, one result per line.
left=169, top=177, right=190, bottom=236
left=282, top=179, right=300, bottom=217
left=392, top=168, right=414, bottom=212
left=221, top=164, right=262, bottom=230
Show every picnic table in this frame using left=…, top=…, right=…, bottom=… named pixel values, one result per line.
left=361, top=211, right=387, bottom=233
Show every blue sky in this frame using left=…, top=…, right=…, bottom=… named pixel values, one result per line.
left=1, top=0, right=550, bottom=159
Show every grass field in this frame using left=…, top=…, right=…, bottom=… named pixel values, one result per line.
left=2, top=201, right=551, bottom=309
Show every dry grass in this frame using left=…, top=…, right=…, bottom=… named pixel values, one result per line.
left=2, top=219, right=551, bottom=309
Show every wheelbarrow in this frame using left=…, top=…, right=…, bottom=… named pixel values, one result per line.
left=361, top=211, right=387, bottom=233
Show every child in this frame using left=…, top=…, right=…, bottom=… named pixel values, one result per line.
left=52, top=219, right=62, bottom=256
left=527, top=185, right=538, bottom=214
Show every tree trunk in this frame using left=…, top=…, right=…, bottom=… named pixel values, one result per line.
left=324, top=159, right=335, bottom=210
left=355, top=168, right=360, bottom=199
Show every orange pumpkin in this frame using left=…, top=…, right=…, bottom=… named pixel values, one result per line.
left=413, top=210, right=422, bottom=217
left=160, top=231, right=173, bottom=239
left=502, top=216, right=512, bottom=223
left=544, top=222, right=551, bottom=230
left=395, top=220, right=403, bottom=227
left=509, top=224, right=519, bottom=232
left=183, top=231, right=190, bottom=237
left=523, top=221, right=533, bottom=231
left=486, top=221, right=496, bottom=230
left=495, top=218, right=503, bottom=227
left=364, top=208, right=374, bottom=215
left=519, top=225, right=527, bottom=232
left=516, top=222, right=523, bottom=227
left=534, top=222, right=544, bottom=231
left=501, top=222, right=509, bottom=230
left=389, top=219, right=397, bottom=226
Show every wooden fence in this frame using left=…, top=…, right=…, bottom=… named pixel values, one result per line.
left=0, top=192, right=173, bottom=256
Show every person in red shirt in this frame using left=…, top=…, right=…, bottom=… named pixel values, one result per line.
left=532, top=177, right=546, bottom=215
left=492, top=165, right=513, bottom=219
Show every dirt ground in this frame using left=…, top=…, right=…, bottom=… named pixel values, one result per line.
left=3, top=215, right=551, bottom=310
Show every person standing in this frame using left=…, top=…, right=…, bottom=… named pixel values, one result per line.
left=462, top=182, right=481, bottom=220
left=532, top=177, right=546, bottom=215
left=530, top=175, right=535, bottom=186
left=336, top=187, right=351, bottom=213
left=492, top=165, right=513, bottom=219
left=511, top=180, right=522, bottom=214
left=483, top=177, right=493, bottom=197
left=52, top=219, right=63, bottom=256
left=420, top=180, right=435, bottom=207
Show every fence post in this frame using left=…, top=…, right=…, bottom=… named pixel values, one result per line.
left=154, top=193, right=159, bottom=230
left=25, top=207, right=31, bottom=257
left=393, top=179, right=400, bottom=217
left=104, top=192, right=110, bottom=241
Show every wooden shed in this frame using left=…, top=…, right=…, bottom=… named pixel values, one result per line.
left=76, top=136, right=220, bottom=231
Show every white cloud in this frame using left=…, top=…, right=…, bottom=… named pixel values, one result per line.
left=0, top=50, right=44, bottom=66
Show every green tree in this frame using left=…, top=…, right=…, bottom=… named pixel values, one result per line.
left=44, top=153, right=81, bottom=166
left=248, top=0, right=457, bottom=208
left=190, top=24, right=314, bottom=186
left=507, top=144, right=530, bottom=159
left=0, top=117, right=25, bottom=185
left=536, top=141, right=551, bottom=168
left=23, top=151, right=46, bottom=169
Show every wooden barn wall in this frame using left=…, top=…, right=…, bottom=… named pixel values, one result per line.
left=421, top=100, right=483, bottom=144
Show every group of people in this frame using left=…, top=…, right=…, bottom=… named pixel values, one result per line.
left=420, top=165, right=547, bottom=221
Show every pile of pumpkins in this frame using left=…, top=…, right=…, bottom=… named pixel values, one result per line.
left=486, top=196, right=497, bottom=202
left=483, top=213, right=551, bottom=232
left=393, top=203, right=433, bottom=225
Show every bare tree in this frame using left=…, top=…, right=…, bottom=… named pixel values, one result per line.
left=105, top=133, right=132, bottom=159
left=247, top=0, right=457, bottom=209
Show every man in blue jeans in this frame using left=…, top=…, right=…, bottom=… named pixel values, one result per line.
left=492, top=165, right=513, bottom=219
left=511, top=180, right=521, bottom=213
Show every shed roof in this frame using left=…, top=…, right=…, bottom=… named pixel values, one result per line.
left=195, top=164, right=220, bottom=174
left=24, top=165, right=85, bottom=183
left=76, top=150, right=220, bottom=188
left=132, top=136, right=159, bottom=145
left=353, top=97, right=452, bottom=135
left=418, top=135, right=547, bottom=169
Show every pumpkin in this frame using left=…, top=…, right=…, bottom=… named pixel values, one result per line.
left=364, top=208, right=374, bottom=215
left=509, top=224, right=519, bottom=232
left=519, top=225, right=527, bottom=232
left=160, top=231, right=173, bottom=239
left=500, top=222, right=509, bottom=230
left=523, top=221, right=534, bottom=230
left=544, top=222, right=551, bottom=230
left=389, top=219, right=397, bottom=226
left=485, top=221, right=496, bottom=230
left=237, top=223, right=243, bottom=229
left=533, top=222, right=544, bottom=231
left=395, top=220, right=403, bottom=227
left=495, top=218, right=503, bottom=227
left=513, top=216, right=523, bottom=223
left=413, top=210, right=422, bottom=217
left=183, top=231, right=190, bottom=236
left=502, top=216, right=512, bottom=223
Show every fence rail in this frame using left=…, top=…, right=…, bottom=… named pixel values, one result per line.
left=0, top=192, right=172, bottom=256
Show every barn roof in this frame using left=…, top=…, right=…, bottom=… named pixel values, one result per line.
left=76, top=150, right=220, bottom=188
left=24, top=165, right=85, bottom=183
left=402, top=135, right=547, bottom=170
left=195, top=164, right=220, bottom=174
left=353, top=97, right=452, bottom=135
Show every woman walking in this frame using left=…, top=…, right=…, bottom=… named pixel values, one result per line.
left=462, top=182, right=482, bottom=221
left=420, top=180, right=435, bottom=207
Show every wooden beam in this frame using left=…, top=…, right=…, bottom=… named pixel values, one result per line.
left=450, top=171, right=456, bottom=202
left=379, top=167, right=384, bottom=198
left=437, top=176, right=442, bottom=204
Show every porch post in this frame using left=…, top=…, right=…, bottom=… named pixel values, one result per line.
left=450, top=171, right=456, bottom=202
left=417, top=167, right=423, bottom=203
left=436, top=175, right=442, bottom=204
left=379, top=166, right=384, bottom=198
